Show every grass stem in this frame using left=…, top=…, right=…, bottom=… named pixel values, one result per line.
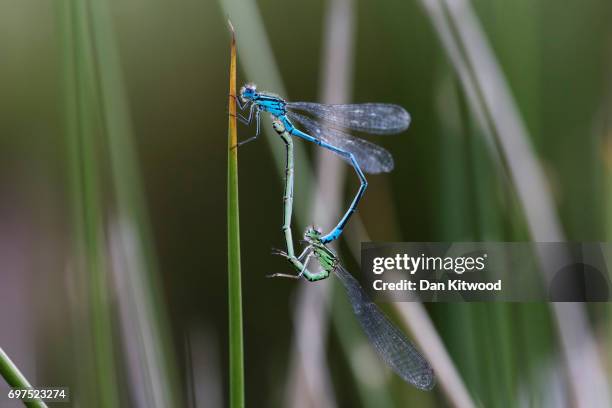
left=227, top=20, right=245, bottom=408
left=0, top=347, right=48, bottom=408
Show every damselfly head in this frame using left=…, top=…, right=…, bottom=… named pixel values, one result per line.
left=304, top=226, right=323, bottom=243
left=239, top=83, right=257, bottom=103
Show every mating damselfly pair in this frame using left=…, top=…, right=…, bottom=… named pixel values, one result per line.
left=234, top=85, right=435, bottom=390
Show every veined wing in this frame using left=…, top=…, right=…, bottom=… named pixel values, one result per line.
left=333, top=265, right=435, bottom=391
left=287, top=111, right=394, bottom=174
left=286, top=102, right=410, bottom=135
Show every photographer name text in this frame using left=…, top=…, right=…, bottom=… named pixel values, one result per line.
left=373, top=279, right=502, bottom=291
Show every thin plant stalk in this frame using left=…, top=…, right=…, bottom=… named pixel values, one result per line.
left=0, top=347, right=48, bottom=408
left=227, top=20, right=245, bottom=408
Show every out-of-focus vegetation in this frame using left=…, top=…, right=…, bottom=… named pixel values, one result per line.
left=0, top=0, right=611, bottom=407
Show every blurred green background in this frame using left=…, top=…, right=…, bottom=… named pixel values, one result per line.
left=1, top=0, right=612, bottom=407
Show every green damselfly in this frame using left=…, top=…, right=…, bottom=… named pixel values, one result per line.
left=268, top=120, right=435, bottom=391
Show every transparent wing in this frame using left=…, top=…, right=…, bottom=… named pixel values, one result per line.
left=333, top=266, right=435, bottom=391
left=286, top=102, right=410, bottom=134
left=287, top=111, right=394, bottom=174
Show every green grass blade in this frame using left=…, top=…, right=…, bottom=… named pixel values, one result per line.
left=0, top=347, right=48, bottom=408
left=85, top=0, right=182, bottom=405
left=227, top=21, right=245, bottom=408
left=59, top=0, right=120, bottom=405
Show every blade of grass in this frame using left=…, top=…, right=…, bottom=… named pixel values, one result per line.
left=57, top=0, right=98, bottom=403
left=59, top=0, right=121, bottom=405
left=227, top=21, right=245, bottom=408
left=0, top=347, right=48, bottom=408
left=84, top=0, right=182, bottom=405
